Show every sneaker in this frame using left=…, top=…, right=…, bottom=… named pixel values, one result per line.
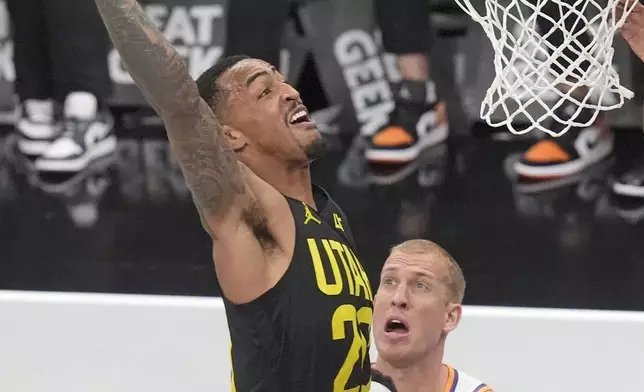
left=612, top=158, right=644, bottom=198
left=365, top=80, right=448, bottom=163
left=514, top=102, right=613, bottom=178
left=367, top=141, right=448, bottom=186
left=35, top=92, right=115, bottom=173
left=15, top=99, right=60, bottom=157
left=39, top=156, right=113, bottom=229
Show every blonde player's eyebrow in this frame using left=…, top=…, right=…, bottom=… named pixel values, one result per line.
left=381, top=265, right=400, bottom=274
left=381, top=266, right=434, bottom=280
left=413, top=270, right=434, bottom=277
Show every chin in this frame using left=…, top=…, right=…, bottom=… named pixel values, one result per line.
left=378, top=347, right=414, bottom=367
left=304, top=135, right=328, bottom=161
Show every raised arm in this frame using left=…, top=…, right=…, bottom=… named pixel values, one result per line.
left=94, top=0, right=246, bottom=221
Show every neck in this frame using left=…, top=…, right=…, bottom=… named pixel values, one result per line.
left=244, top=154, right=315, bottom=207
left=373, top=346, right=447, bottom=392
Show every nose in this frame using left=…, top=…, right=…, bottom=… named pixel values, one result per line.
left=281, top=82, right=300, bottom=103
left=391, top=286, right=409, bottom=310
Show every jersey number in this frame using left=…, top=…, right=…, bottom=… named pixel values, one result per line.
left=332, top=304, right=372, bottom=392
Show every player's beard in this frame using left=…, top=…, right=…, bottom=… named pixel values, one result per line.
left=304, top=136, right=328, bottom=162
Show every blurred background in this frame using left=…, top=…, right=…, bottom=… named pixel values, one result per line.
left=0, top=0, right=644, bottom=313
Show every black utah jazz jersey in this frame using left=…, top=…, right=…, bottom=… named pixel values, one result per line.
left=223, top=185, right=374, bottom=392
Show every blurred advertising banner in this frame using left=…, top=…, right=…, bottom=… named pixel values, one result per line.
left=0, top=0, right=639, bottom=131
left=107, top=0, right=228, bottom=106
left=107, top=0, right=307, bottom=107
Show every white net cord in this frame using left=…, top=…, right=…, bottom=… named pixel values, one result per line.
left=453, top=0, right=640, bottom=137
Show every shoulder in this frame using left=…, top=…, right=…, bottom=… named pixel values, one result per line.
left=316, top=185, right=345, bottom=215
left=315, top=184, right=356, bottom=241
left=370, top=368, right=397, bottom=392
left=449, top=366, right=493, bottom=392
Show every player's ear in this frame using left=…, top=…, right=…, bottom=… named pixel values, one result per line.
left=223, top=125, right=248, bottom=152
left=443, top=303, right=462, bottom=334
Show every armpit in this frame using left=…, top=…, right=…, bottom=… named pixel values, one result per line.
left=241, top=202, right=277, bottom=253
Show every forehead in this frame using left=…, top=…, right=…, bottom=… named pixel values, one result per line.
left=219, top=59, right=275, bottom=89
left=382, top=250, right=445, bottom=278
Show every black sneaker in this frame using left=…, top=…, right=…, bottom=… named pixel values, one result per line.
left=35, top=92, right=115, bottom=173
left=15, top=99, right=60, bottom=157
left=514, top=101, right=613, bottom=178
left=37, top=155, right=113, bottom=229
left=365, top=80, right=448, bottom=163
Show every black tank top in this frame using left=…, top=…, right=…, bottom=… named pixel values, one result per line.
left=223, top=185, right=374, bottom=392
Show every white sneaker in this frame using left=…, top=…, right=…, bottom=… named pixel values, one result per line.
left=35, top=92, right=115, bottom=172
left=16, top=99, right=60, bottom=156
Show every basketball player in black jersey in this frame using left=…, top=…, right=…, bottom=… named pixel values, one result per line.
left=94, top=1, right=373, bottom=391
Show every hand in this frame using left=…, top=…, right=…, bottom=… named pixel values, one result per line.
left=617, top=0, right=644, bottom=62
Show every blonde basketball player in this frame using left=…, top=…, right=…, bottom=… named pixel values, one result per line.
left=371, top=240, right=492, bottom=392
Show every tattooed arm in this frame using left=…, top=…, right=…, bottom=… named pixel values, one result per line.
left=94, top=0, right=298, bottom=304
left=94, top=0, right=247, bottom=221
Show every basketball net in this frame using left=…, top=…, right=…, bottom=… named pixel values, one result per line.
left=453, top=0, right=639, bottom=137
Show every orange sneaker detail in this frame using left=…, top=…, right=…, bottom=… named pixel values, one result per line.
left=372, top=126, right=414, bottom=147
left=523, top=140, right=571, bottom=163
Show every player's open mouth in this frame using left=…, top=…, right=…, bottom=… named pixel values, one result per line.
left=288, top=106, right=313, bottom=126
left=384, top=317, right=409, bottom=335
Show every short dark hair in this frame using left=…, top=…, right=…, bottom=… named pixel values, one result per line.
left=196, top=54, right=250, bottom=112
